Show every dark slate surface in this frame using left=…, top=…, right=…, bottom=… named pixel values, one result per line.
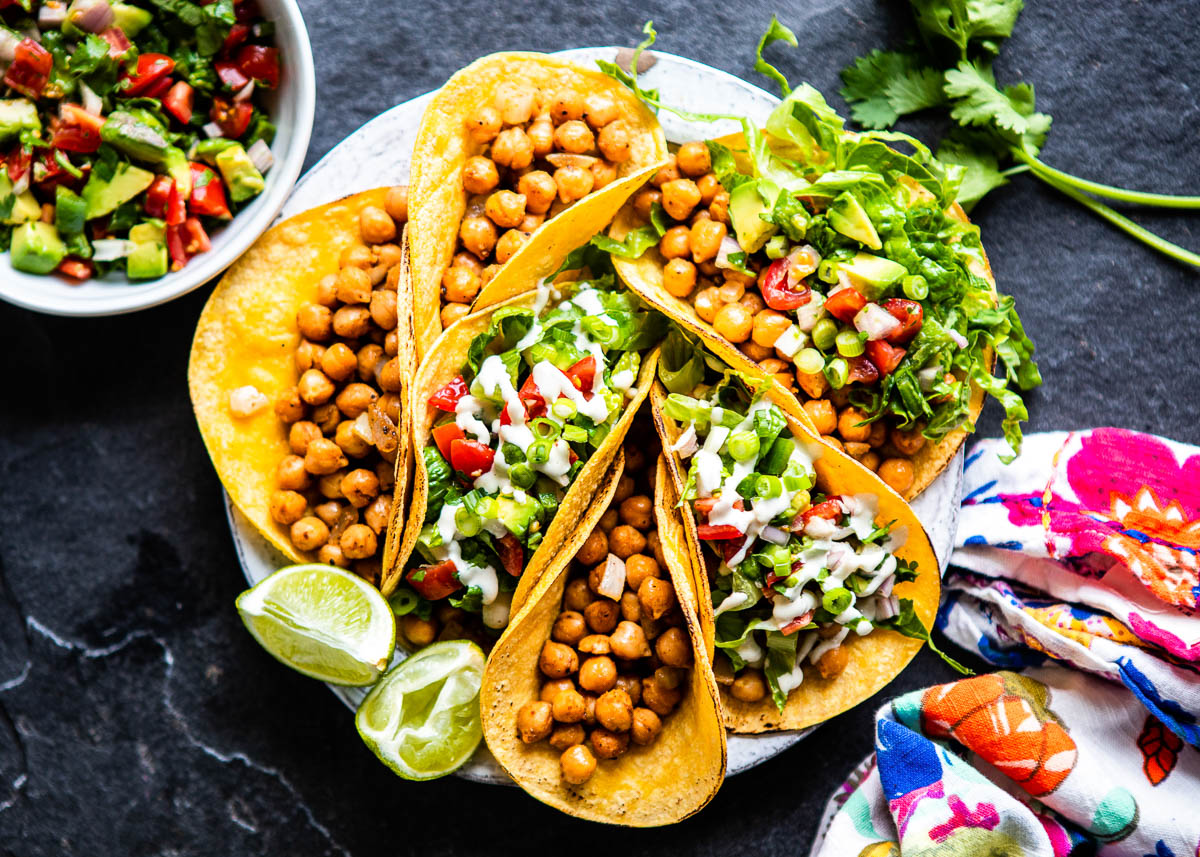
left=2, top=0, right=1198, bottom=853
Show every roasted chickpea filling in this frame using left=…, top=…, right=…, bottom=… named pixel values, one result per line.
left=516, top=435, right=689, bottom=785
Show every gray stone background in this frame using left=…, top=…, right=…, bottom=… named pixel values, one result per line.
left=1, top=0, right=1198, bottom=853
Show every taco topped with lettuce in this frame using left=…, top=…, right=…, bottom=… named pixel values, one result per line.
left=608, top=45, right=1039, bottom=499
left=391, top=269, right=666, bottom=651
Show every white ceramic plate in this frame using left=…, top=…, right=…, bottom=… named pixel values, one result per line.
left=0, top=0, right=316, bottom=317
left=228, top=48, right=965, bottom=784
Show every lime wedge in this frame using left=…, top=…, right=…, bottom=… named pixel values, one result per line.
left=355, top=641, right=485, bottom=780
left=235, top=564, right=395, bottom=686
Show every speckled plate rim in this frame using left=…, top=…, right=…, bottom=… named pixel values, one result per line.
left=225, top=47, right=965, bottom=785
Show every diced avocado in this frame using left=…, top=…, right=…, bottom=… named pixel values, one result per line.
left=11, top=222, right=68, bottom=275
left=838, top=252, right=909, bottom=301
left=214, top=143, right=265, bottom=203
left=130, top=220, right=165, bottom=245
left=100, top=111, right=170, bottom=165
left=0, top=98, right=40, bottom=143
left=728, top=181, right=777, bottom=253
left=163, top=147, right=192, bottom=198
left=828, top=192, right=882, bottom=250
left=0, top=168, right=42, bottom=225
left=496, top=495, right=540, bottom=540
left=194, top=138, right=239, bottom=164
left=111, top=2, right=153, bottom=35
left=55, top=186, right=89, bottom=235
left=126, top=240, right=168, bottom=280
left=82, top=162, right=156, bottom=219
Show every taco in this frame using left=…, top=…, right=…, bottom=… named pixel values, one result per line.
left=189, top=187, right=415, bottom=592
left=407, top=52, right=669, bottom=358
left=652, top=332, right=940, bottom=732
left=389, top=271, right=667, bottom=655
left=610, top=85, right=1038, bottom=499
left=481, top=417, right=725, bottom=826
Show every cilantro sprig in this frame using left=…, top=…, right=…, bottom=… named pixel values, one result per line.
left=838, top=0, right=1200, bottom=267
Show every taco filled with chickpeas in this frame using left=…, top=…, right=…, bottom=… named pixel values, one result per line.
left=607, top=77, right=1039, bottom=499
left=651, top=331, right=940, bottom=732
left=406, top=52, right=668, bottom=359
left=189, top=187, right=416, bottom=593
left=481, top=421, right=726, bottom=826
left=388, top=264, right=669, bottom=656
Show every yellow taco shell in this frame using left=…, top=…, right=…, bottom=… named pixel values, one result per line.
left=407, top=52, right=668, bottom=359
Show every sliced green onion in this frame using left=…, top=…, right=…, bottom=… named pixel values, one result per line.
left=454, top=505, right=482, bottom=537
left=835, top=330, right=865, bottom=357
left=902, top=274, right=928, bottom=301
left=530, top=418, right=560, bottom=439
left=527, top=439, right=551, bottom=466
left=551, top=398, right=577, bottom=420
left=501, top=442, right=525, bottom=463
left=811, top=318, right=838, bottom=351
left=509, top=462, right=536, bottom=489
left=728, top=430, right=760, bottom=462
left=756, top=474, right=783, bottom=498
left=822, top=587, right=853, bottom=615
left=795, top=347, right=825, bottom=375
left=562, top=425, right=588, bottom=443
left=387, top=587, right=419, bottom=617
left=817, top=259, right=839, bottom=284
left=764, top=235, right=789, bottom=259
left=825, top=357, right=849, bottom=389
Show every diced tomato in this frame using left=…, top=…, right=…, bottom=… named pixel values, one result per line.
left=57, top=259, right=94, bottom=281
left=32, top=150, right=72, bottom=189
left=99, top=27, right=131, bottom=58
left=166, top=182, right=186, bottom=226
left=721, top=536, right=750, bottom=565
left=222, top=23, right=251, bottom=53
left=180, top=217, right=211, bottom=255
left=780, top=611, right=815, bottom=635
left=142, top=76, right=174, bottom=99
left=496, top=534, right=524, bottom=577
left=5, top=147, right=31, bottom=183
left=187, top=162, right=231, bottom=219
left=235, top=44, right=280, bottom=88
left=215, top=60, right=250, bottom=91
left=824, top=286, right=868, bottom=323
left=795, top=498, right=844, bottom=531
left=564, top=356, right=596, bottom=392
left=407, top=560, right=462, bottom=601
left=4, top=39, right=52, bottom=100
left=693, top=496, right=744, bottom=517
left=51, top=125, right=100, bottom=154
left=166, top=225, right=187, bottom=271
left=881, top=298, right=923, bottom=345
left=846, top=355, right=880, bottom=385
left=697, top=524, right=743, bottom=540
left=60, top=104, right=106, bottom=135
left=449, top=438, right=495, bottom=476
left=428, top=375, right=469, bottom=411
left=144, top=176, right=173, bottom=218
left=209, top=96, right=253, bottom=138
left=514, top=374, right=546, bottom=419
left=864, top=339, right=906, bottom=376
left=162, top=81, right=194, bottom=124
left=760, top=257, right=812, bottom=311
left=431, top=422, right=465, bottom=460
left=122, top=53, right=175, bottom=97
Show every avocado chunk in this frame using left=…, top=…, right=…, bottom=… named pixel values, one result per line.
left=828, top=192, right=882, bottom=250
left=0, top=98, right=40, bottom=143
left=82, top=162, right=156, bottom=219
left=194, top=138, right=239, bottom=164
left=110, top=2, right=152, bottom=35
left=55, top=185, right=89, bottom=235
left=214, top=143, right=265, bottom=203
left=100, top=112, right=170, bottom=165
left=728, top=181, right=778, bottom=253
left=163, top=146, right=192, bottom=198
left=838, top=252, right=908, bottom=300
left=496, top=495, right=540, bottom=540
left=11, top=222, right=68, bottom=274
left=0, top=167, right=41, bottom=225
left=127, top=221, right=168, bottom=280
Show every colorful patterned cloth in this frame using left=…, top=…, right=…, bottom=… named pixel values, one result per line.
left=810, top=429, right=1200, bottom=857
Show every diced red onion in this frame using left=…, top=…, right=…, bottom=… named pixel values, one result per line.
left=877, top=575, right=895, bottom=598
left=79, top=81, right=102, bottom=116
left=233, top=80, right=255, bottom=102
left=668, top=424, right=698, bottom=458
left=201, top=121, right=224, bottom=139
left=91, top=239, right=133, bottom=261
left=947, top=329, right=968, bottom=349
left=38, top=1, right=68, bottom=28
left=785, top=244, right=820, bottom=280
left=11, top=171, right=29, bottom=196
left=917, top=366, right=943, bottom=391
left=854, top=303, right=901, bottom=340
left=714, top=234, right=743, bottom=270
left=247, top=138, right=274, bottom=174
left=0, top=28, right=20, bottom=61
left=793, top=291, right=825, bottom=332
left=596, top=554, right=626, bottom=600
left=761, top=525, right=789, bottom=545
left=68, top=0, right=114, bottom=34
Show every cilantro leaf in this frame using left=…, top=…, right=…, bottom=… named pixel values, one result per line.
left=937, top=135, right=1009, bottom=210
left=841, top=50, right=946, bottom=129
left=944, top=61, right=1052, bottom=143
left=911, top=0, right=1024, bottom=59
left=886, top=64, right=949, bottom=116
left=752, top=15, right=798, bottom=96
left=68, top=35, right=115, bottom=76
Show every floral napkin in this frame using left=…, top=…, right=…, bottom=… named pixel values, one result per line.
left=810, top=428, right=1200, bottom=857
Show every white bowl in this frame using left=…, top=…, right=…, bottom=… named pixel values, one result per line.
left=0, top=0, right=315, bottom=317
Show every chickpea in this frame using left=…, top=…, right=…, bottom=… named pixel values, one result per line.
left=560, top=744, right=597, bottom=785
left=276, top=454, right=311, bottom=491
left=663, top=257, right=697, bottom=298
left=297, top=369, right=335, bottom=406
left=377, top=356, right=402, bottom=393
left=638, top=577, right=675, bottom=620
left=483, top=189, right=526, bottom=229
left=816, top=644, right=850, bottom=679
left=336, top=383, right=378, bottom=419
left=304, top=438, right=348, bottom=475
left=452, top=251, right=483, bottom=275
left=527, top=116, right=554, bottom=157
left=462, top=156, right=500, bottom=195
left=443, top=267, right=482, bottom=305
left=296, top=303, right=332, bottom=341
left=340, top=469, right=380, bottom=508
left=438, top=303, right=470, bottom=330
left=540, top=640, right=579, bottom=678
left=312, top=402, right=341, bottom=434
left=549, top=723, right=586, bottom=751
left=582, top=694, right=598, bottom=726
left=689, top=219, right=727, bottom=263
left=369, top=289, right=398, bottom=333
left=459, top=216, right=498, bottom=260
left=709, top=189, right=730, bottom=223
left=313, top=274, right=339, bottom=307
left=494, top=229, right=529, bottom=264
left=630, top=708, right=662, bottom=745
left=318, top=543, right=350, bottom=568
left=594, top=688, right=633, bottom=732
left=563, top=578, right=593, bottom=612
left=660, top=179, right=701, bottom=221
left=619, top=591, right=641, bottom=622
left=577, top=91, right=616, bottom=128
left=647, top=532, right=667, bottom=571
left=335, top=266, right=371, bottom=305
left=359, top=206, right=396, bottom=244
left=650, top=154, right=679, bottom=187
left=552, top=610, right=588, bottom=646
left=822, top=435, right=844, bottom=452
left=591, top=159, right=617, bottom=190
left=803, top=400, right=837, bottom=436
left=608, top=525, right=647, bottom=559
left=290, top=516, right=329, bottom=551
left=861, top=451, right=882, bottom=472
left=340, top=244, right=374, bottom=270
left=891, top=426, right=927, bottom=456
left=575, top=529, right=608, bottom=566
left=659, top=225, right=692, bottom=260
left=399, top=614, right=436, bottom=648
left=494, top=83, right=535, bottom=125
left=516, top=170, right=557, bottom=215
left=741, top=341, right=772, bottom=362
left=332, top=306, right=373, bottom=339
left=598, top=509, right=619, bottom=532
left=878, top=458, right=915, bottom=494
left=693, top=286, right=721, bottom=323
left=540, top=678, right=576, bottom=703
left=730, top=669, right=767, bottom=702
left=624, top=554, right=660, bottom=592
left=364, top=491, right=392, bottom=531
left=834, top=408, right=869, bottom=443
left=578, top=655, right=618, bottom=693
left=517, top=700, right=554, bottom=743
left=274, top=388, right=305, bottom=424
left=641, top=675, right=682, bottom=715
left=294, top=340, right=324, bottom=374
left=844, top=441, right=872, bottom=460
left=578, top=634, right=611, bottom=656
left=609, top=620, right=651, bottom=660
left=584, top=599, right=619, bottom=634
left=590, top=727, right=629, bottom=760
left=554, top=165, right=594, bottom=203
left=695, top=173, right=721, bottom=206
left=676, top=141, right=712, bottom=177
left=752, top=309, right=791, bottom=349
left=596, top=121, right=631, bottom=162
left=868, top=420, right=888, bottom=448
left=269, top=490, right=307, bottom=526
left=553, top=120, right=594, bottom=154
left=552, top=688, right=587, bottom=723
left=613, top=475, right=635, bottom=504
left=548, top=88, right=584, bottom=123
left=490, top=127, right=533, bottom=170
left=315, top=500, right=343, bottom=527
left=655, top=627, right=692, bottom=668
left=317, top=343, right=355, bottom=384
left=717, top=280, right=745, bottom=304
left=334, top=420, right=370, bottom=458
left=632, top=188, right=661, bottom=221
left=340, top=523, right=377, bottom=559
left=466, top=107, right=501, bottom=144
left=713, top=302, right=754, bottom=344
left=617, top=496, right=652, bottom=531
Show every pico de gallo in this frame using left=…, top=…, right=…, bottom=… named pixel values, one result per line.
left=0, top=0, right=279, bottom=282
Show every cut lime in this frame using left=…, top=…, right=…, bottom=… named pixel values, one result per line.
left=355, top=640, right=485, bottom=780
left=235, top=564, right=395, bottom=686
